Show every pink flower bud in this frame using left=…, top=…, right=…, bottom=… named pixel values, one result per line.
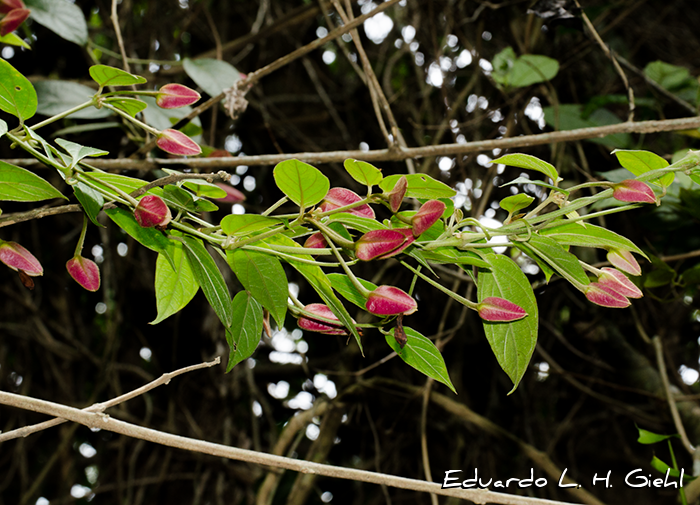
left=66, top=256, right=100, bottom=292
left=365, top=285, right=417, bottom=316
left=0, top=7, right=29, bottom=36
left=297, top=303, right=350, bottom=335
left=319, top=187, right=375, bottom=218
left=375, top=228, right=415, bottom=259
left=0, top=240, right=42, bottom=276
left=606, top=248, right=641, bottom=276
left=156, top=83, right=201, bottom=109
left=385, top=175, right=407, bottom=213
left=355, top=229, right=409, bottom=261
left=411, top=200, right=446, bottom=237
left=156, top=129, right=202, bottom=156
left=598, top=267, right=642, bottom=299
left=585, top=283, right=630, bottom=308
left=214, top=183, right=246, bottom=203
left=612, top=179, right=656, bottom=204
left=0, top=0, right=24, bottom=14
left=134, top=195, right=172, bottom=228
left=303, top=232, right=328, bottom=249
left=477, top=297, right=527, bottom=322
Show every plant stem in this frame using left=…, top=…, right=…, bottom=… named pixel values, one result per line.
left=102, top=103, right=160, bottom=136
left=78, top=171, right=140, bottom=207
left=262, top=196, right=288, bottom=216
left=325, top=236, right=371, bottom=297
left=73, top=215, right=89, bottom=257
left=399, top=260, right=478, bottom=310
left=31, top=101, right=96, bottom=130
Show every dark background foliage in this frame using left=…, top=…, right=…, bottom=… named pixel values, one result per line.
left=2, top=1, right=700, bottom=504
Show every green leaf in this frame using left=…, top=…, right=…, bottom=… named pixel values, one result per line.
left=273, top=159, right=330, bottom=210
left=88, top=172, right=162, bottom=198
left=89, top=65, right=147, bottom=87
left=420, top=248, right=490, bottom=268
left=105, top=97, right=147, bottom=118
left=183, top=58, right=241, bottom=98
left=0, top=33, right=30, bottom=49
left=0, top=58, right=37, bottom=122
left=74, top=182, right=104, bottom=227
left=501, top=176, right=563, bottom=193
left=343, top=159, right=383, bottom=187
left=379, top=173, right=456, bottom=199
left=492, top=47, right=559, bottom=88
left=34, top=81, right=111, bottom=119
left=525, top=234, right=590, bottom=286
left=514, top=241, right=555, bottom=283
left=644, top=61, right=694, bottom=90
left=543, top=104, right=631, bottom=148
left=637, top=427, right=678, bottom=445
left=181, top=236, right=232, bottom=328
left=328, top=212, right=386, bottom=233
left=492, top=153, right=559, bottom=183
left=540, top=221, right=646, bottom=256
left=500, top=194, right=535, bottom=214
left=194, top=198, right=219, bottom=212
left=161, top=185, right=196, bottom=212
left=226, top=249, right=287, bottom=329
left=478, top=254, right=538, bottom=391
left=104, top=207, right=171, bottom=255
left=151, top=239, right=199, bottom=324
left=55, top=138, right=108, bottom=169
left=385, top=326, right=456, bottom=393
left=178, top=176, right=227, bottom=198
left=221, top=215, right=281, bottom=237
left=225, top=291, right=263, bottom=372
left=0, top=161, right=65, bottom=202
left=264, top=235, right=363, bottom=353
left=26, top=0, right=88, bottom=45
left=612, top=149, right=674, bottom=188
left=326, top=273, right=376, bottom=309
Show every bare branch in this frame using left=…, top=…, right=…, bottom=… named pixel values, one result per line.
left=0, top=388, right=587, bottom=505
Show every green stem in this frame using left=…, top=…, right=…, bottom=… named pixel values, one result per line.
left=579, top=261, right=601, bottom=276
left=169, top=220, right=226, bottom=245
left=31, top=100, right=97, bottom=130
left=315, top=195, right=378, bottom=218
left=324, top=235, right=371, bottom=297
left=223, top=225, right=287, bottom=250
left=243, top=245, right=354, bottom=267
left=78, top=172, right=139, bottom=207
left=73, top=215, right=89, bottom=257
left=262, top=196, right=288, bottom=216
left=399, top=260, right=478, bottom=310
left=102, top=103, right=160, bottom=136
left=308, top=218, right=356, bottom=249
left=6, top=131, right=69, bottom=175
left=523, top=192, right=557, bottom=220
left=566, top=180, right=612, bottom=194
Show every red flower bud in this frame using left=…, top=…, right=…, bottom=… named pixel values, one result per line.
left=597, top=267, right=642, bottom=299
left=375, top=228, right=415, bottom=259
left=156, top=129, right=202, bottom=156
left=66, top=256, right=100, bottom=292
left=0, top=0, right=24, bottom=15
left=297, top=303, right=350, bottom=334
left=303, top=232, right=328, bottom=249
left=319, top=187, right=375, bottom=218
left=606, top=248, right=641, bottom=276
left=385, top=175, right=407, bottom=213
left=0, top=7, right=29, bottom=36
left=0, top=240, right=42, bottom=276
left=355, top=229, right=411, bottom=261
left=584, top=283, right=630, bottom=308
left=134, top=195, right=172, bottom=228
left=477, top=297, right=527, bottom=322
left=156, top=83, right=201, bottom=109
left=214, top=183, right=246, bottom=203
left=612, top=179, right=656, bottom=204
left=365, top=285, right=417, bottom=316
left=411, top=200, right=445, bottom=237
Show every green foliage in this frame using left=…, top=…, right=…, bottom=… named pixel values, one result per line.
left=273, top=159, right=330, bottom=209
left=492, top=153, right=560, bottom=183
left=183, top=58, right=241, bottom=97
left=492, top=47, right=559, bottom=88
left=89, top=65, right=147, bottom=88
left=343, top=159, right=383, bottom=187
left=543, top=104, right=631, bottom=148
left=221, top=215, right=281, bottom=236
left=0, top=161, right=65, bottom=202
left=73, top=182, right=104, bottom=227
left=152, top=239, right=199, bottom=324
left=385, top=326, right=456, bottom=393
left=0, top=59, right=37, bottom=122
left=225, top=291, right=263, bottom=372
left=379, top=173, right=456, bottom=199
left=34, top=81, right=111, bottom=119
left=478, top=254, right=538, bottom=391
left=613, top=149, right=674, bottom=188
left=26, top=0, right=88, bottom=46
left=499, top=194, right=535, bottom=214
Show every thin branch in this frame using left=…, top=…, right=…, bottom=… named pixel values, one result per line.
left=110, top=0, right=131, bottom=74
left=652, top=336, right=695, bottom=455
left=0, top=389, right=587, bottom=505
left=0, top=358, right=220, bottom=443
left=0, top=204, right=82, bottom=228
left=9, top=116, right=700, bottom=170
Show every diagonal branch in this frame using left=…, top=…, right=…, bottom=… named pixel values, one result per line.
left=0, top=388, right=588, bottom=505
